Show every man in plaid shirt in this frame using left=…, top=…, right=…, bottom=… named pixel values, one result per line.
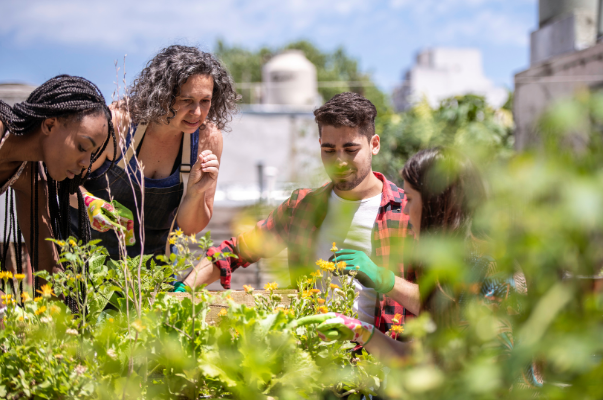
left=181, top=92, right=420, bottom=334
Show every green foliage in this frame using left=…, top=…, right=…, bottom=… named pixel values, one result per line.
left=374, top=94, right=514, bottom=184
left=0, top=234, right=379, bottom=399
left=2, top=91, right=603, bottom=399
left=215, top=39, right=391, bottom=115
left=380, top=91, right=603, bottom=399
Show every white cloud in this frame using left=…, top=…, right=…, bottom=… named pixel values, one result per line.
left=0, top=0, right=370, bottom=50
left=436, top=10, right=532, bottom=47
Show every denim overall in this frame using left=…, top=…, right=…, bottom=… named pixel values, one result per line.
left=70, top=124, right=199, bottom=260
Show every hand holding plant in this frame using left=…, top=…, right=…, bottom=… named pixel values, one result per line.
left=294, top=312, right=375, bottom=345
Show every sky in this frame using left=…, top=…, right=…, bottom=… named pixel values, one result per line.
left=0, top=0, right=537, bottom=102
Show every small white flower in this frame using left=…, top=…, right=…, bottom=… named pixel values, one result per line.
left=74, top=365, right=87, bottom=375
left=106, top=349, right=117, bottom=360
left=66, top=328, right=79, bottom=336
left=40, top=316, right=52, bottom=324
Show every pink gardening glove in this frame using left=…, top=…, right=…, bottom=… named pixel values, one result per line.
left=293, top=312, right=375, bottom=345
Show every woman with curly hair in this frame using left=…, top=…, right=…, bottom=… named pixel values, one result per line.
left=71, top=45, right=239, bottom=260
left=0, top=75, right=115, bottom=300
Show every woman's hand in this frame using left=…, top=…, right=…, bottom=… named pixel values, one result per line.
left=82, top=192, right=135, bottom=246
left=186, top=150, right=219, bottom=198
left=293, top=312, right=375, bottom=345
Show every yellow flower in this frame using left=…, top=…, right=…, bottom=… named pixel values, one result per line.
left=226, top=295, right=234, bottom=301
left=1, top=271, right=12, bottom=281
left=34, top=296, right=43, bottom=302
left=174, top=228, right=184, bottom=237
left=330, top=284, right=340, bottom=290
left=1, top=294, right=12, bottom=301
left=317, top=306, right=329, bottom=314
left=218, top=308, right=228, bottom=317
left=317, top=298, right=325, bottom=305
left=21, top=292, right=31, bottom=302
left=317, top=259, right=335, bottom=272
left=108, top=318, right=114, bottom=323
left=390, top=325, right=404, bottom=335
left=69, top=239, right=77, bottom=247
left=168, top=237, right=176, bottom=245
left=302, top=290, right=312, bottom=298
left=264, top=282, right=278, bottom=292
left=310, top=289, right=321, bottom=295
left=14, top=273, right=26, bottom=281
left=18, top=316, right=24, bottom=322
left=306, top=278, right=314, bottom=284
left=0, top=272, right=4, bottom=280
left=243, top=285, right=254, bottom=294
left=132, top=319, right=146, bottom=332
left=336, top=261, right=346, bottom=270
left=189, top=235, right=197, bottom=244
left=330, top=242, right=338, bottom=252
left=37, top=284, right=53, bottom=298
left=274, top=307, right=291, bottom=315
left=56, top=241, right=66, bottom=247
left=392, top=313, right=403, bottom=324
left=35, top=305, right=47, bottom=316
left=310, top=270, right=323, bottom=278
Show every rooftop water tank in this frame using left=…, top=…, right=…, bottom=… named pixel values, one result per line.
left=539, top=0, right=598, bottom=27
left=262, top=50, right=318, bottom=106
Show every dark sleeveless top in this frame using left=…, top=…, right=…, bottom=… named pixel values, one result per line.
left=70, top=124, right=199, bottom=259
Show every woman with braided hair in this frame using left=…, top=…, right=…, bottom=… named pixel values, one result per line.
left=70, top=45, right=238, bottom=266
left=0, top=75, right=115, bottom=302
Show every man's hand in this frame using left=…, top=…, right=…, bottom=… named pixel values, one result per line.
left=183, top=256, right=221, bottom=289
left=293, top=312, right=375, bottom=345
left=335, top=249, right=396, bottom=294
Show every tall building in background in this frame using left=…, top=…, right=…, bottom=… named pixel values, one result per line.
left=392, top=48, right=508, bottom=112
left=514, top=0, right=603, bottom=150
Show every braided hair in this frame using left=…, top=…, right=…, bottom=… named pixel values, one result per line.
left=0, top=75, right=116, bottom=297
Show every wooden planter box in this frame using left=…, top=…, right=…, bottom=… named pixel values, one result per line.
left=167, top=290, right=297, bottom=323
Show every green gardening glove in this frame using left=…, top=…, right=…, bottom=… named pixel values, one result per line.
left=292, top=312, right=375, bottom=345
left=172, top=281, right=188, bottom=293
left=335, top=249, right=396, bottom=294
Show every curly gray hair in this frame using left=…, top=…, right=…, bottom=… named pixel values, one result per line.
left=129, top=45, right=239, bottom=131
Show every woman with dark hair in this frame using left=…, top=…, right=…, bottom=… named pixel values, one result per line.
left=0, top=75, right=115, bottom=299
left=72, top=45, right=238, bottom=261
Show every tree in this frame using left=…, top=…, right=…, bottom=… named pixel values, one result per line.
left=373, top=94, right=514, bottom=185
left=214, top=39, right=391, bottom=116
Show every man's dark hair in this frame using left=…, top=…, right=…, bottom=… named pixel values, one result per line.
left=313, top=92, right=377, bottom=140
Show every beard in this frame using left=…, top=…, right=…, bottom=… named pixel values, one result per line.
left=332, top=153, right=372, bottom=191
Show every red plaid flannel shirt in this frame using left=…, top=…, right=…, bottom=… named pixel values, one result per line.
left=207, top=172, right=415, bottom=333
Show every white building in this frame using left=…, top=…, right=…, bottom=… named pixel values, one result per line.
left=213, top=50, right=324, bottom=207
left=393, top=48, right=508, bottom=112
